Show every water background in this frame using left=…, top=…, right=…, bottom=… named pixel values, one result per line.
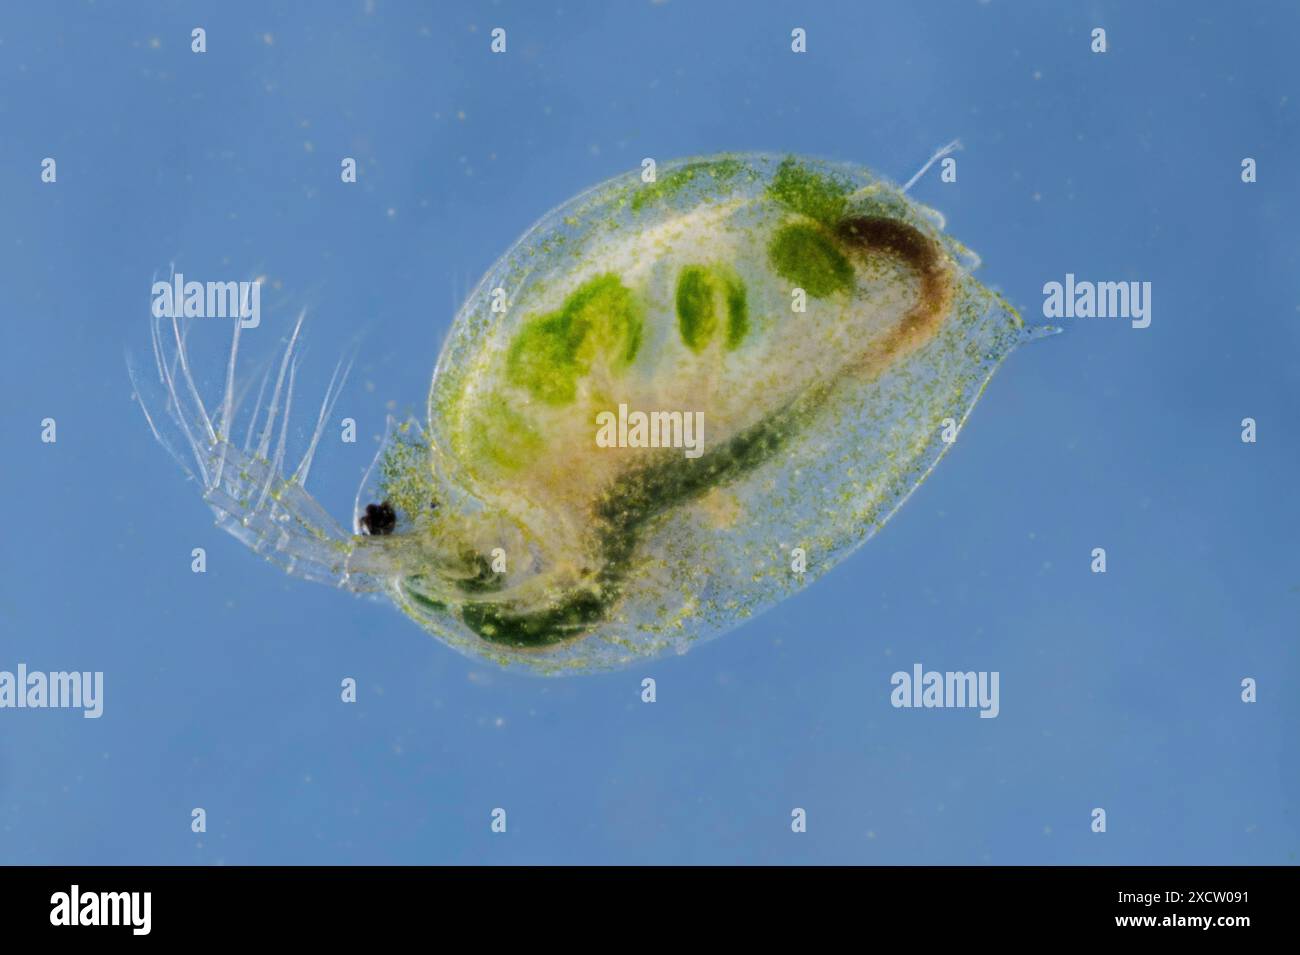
left=1, top=0, right=1296, bottom=864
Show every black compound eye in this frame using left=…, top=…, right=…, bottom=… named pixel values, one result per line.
left=359, top=501, right=397, bottom=536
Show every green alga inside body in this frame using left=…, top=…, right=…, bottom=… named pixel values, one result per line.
left=505, top=272, right=644, bottom=405
left=400, top=157, right=895, bottom=649
left=675, top=263, right=749, bottom=352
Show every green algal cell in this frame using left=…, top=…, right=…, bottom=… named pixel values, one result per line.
left=675, top=264, right=750, bottom=351
left=506, top=273, right=643, bottom=403
left=631, top=159, right=749, bottom=212
left=565, top=273, right=643, bottom=367
left=768, top=223, right=855, bottom=298
left=506, top=311, right=585, bottom=404
left=767, top=157, right=852, bottom=226
left=465, top=392, right=544, bottom=471
left=675, top=266, right=718, bottom=351
left=724, top=272, right=749, bottom=349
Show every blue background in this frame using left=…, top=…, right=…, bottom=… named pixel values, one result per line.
left=1, top=1, right=1296, bottom=864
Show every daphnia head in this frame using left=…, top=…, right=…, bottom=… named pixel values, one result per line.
left=351, top=415, right=606, bottom=653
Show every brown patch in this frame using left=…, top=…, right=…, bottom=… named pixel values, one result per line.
left=834, top=215, right=954, bottom=374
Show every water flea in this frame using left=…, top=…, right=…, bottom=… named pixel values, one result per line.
left=132, top=153, right=1045, bottom=673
